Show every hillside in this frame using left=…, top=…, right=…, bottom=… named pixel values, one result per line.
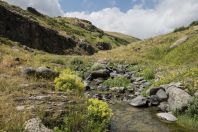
left=106, top=31, right=140, bottom=43
left=96, top=23, right=198, bottom=92
left=0, top=1, right=198, bottom=131
left=0, top=1, right=139, bottom=55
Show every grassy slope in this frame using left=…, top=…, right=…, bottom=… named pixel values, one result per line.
left=106, top=31, right=140, bottom=43
left=0, top=1, right=139, bottom=50
left=96, top=25, right=198, bottom=92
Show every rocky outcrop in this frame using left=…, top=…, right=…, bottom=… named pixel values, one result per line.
left=0, top=3, right=95, bottom=55
left=96, top=42, right=112, bottom=50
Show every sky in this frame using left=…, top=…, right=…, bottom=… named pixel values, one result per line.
left=5, top=0, right=198, bottom=39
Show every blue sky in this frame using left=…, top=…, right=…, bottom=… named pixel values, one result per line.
left=59, top=0, right=159, bottom=12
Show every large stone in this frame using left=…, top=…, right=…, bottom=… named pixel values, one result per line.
left=87, top=69, right=110, bottom=80
left=110, top=87, right=125, bottom=93
left=156, top=89, right=168, bottom=101
left=166, top=86, right=191, bottom=111
left=146, top=87, right=164, bottom=96
left=24, top=118, right=53, bottom=132
left=96, top=42, right=112, bottom=50
left=129, top=96, right=148, bottom=107
left=158, top=102, right=170, bottom=112
left=157, top=113, right=177, bottom=122
left=148, top=95, right=160, bottom=106
left=169, top=36, right=188, bottom=49
left=22, top=67, right=36, bottom=76
left=36, top=67, right=59, bottom=79
left=79, top=42, right=96, bottom=55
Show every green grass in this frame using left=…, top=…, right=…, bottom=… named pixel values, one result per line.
left=103, top=77, right=131, bottom=88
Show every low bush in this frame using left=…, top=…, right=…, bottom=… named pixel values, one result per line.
left=54, top=69, right=84, bottom=92
left=103, top=76, right=131, bottom=87
left=87, top=98, right=113, bottom=124
left=54, top=98, right=113, bottom=132
left=185, top=97, right=198, bottom=118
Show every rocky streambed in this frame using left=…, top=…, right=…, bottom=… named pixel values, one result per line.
left=82, top=60, right=196, bottom=132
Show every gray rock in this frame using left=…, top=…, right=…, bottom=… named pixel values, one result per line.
left=87, top=69, right=110, bottom=80
left=29, top=95, right=50, bottom=100
left=149, top=95, right=160, bottom=106
left=166, top=86, right=191, bottom=111
left=146, top=87, right=164, bottom=96
left=135, top=77, right=144, bottom=82
left=169, top=36, right=188, bottom=49
left=157, top=113, right=177, bottom=122
left=142, top=82, right=151, bottom=87
left=134, top=91, right=141, bottom=96
left=22, top=67, right=36, bottom=76
left=24, top=118, right=53, bottom=132
left=36, top=67, right=59, bottom=79
left=156, top=89, right=168, bottom=101
left=110, top=87, right=125, bottom=93
left=16, top=106, right=25, bottom=111
left=98, top=85, right=109, bottom=91
left=194, top=92, right=198, bottom=97
left=158, top=102, right=170, bottom=112
left=129, top=96, right=147, bottom=107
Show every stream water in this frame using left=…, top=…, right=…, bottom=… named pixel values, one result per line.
left=110, top=101, right=194, bottom=132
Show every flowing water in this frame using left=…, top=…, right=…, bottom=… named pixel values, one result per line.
left=110, top=101, right=194, bottom=132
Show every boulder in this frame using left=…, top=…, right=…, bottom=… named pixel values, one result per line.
left=146, top=87, right=164, bottom=96
left=169, top=36, right=188, bottom=49
left=96, top=42, right=112, bottom=50
left=157, top=113, right=177, bottom=122
left=156, top=89, right=168, bottom=101
left=110, top=87, right=125, bottom=93
left=194, top=92, right=198, bottom=97
left=166, top=86, right=191, bottom=111
left=36, top=67, right=59, bottom=79
left=87, top=69, right=110, bottom=80
left=148, top=95, right=160, bottom=106
left=79, top=42, right=96, bottom=55
left=129, top=96, right=148, bottom=107
left=158, top=102, right=170, bottom=112
left=22, top=67, right=36, bottom=76
left=24, top=118, right=53, bottom=132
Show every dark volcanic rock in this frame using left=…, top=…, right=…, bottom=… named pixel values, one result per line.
left=96, top=42, right=112, bottom=50
left=79, top=42, right=95, bottom=55
left=0, top=4, right=79, bottom=55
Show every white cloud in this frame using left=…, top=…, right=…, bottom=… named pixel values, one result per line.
left=65, top=0, right=198, bottom=39
left=6, top=0, right=64, bottom=16
left=4, top=0, right=198, bottom=39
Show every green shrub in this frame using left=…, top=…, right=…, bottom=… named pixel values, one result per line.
left=87, top=98, right=113, bottom=124
left=54, top=98, right=112, bottom=132
left=54, top=69, right=84, bottom=92
left=103, top=76, right=131, bottom=87
left=142, top=68, right=155, bottom=80
left=174, top=26, right=189, bottom=32
left=185, top=97, right=198, bottom=118
left=190, top=21, right=198, bottom=26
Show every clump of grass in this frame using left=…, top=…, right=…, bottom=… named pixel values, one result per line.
left=103, top=76, right=131, bottom=88
left=141, top=68, right=155, bottom=80
left=177, top=97, right=198, bottom=130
